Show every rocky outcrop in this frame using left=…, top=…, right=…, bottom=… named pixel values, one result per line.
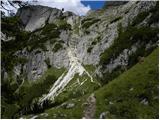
left=2, top=1, right=158, bottom=82
left=17, top=5, right=62, bottom=32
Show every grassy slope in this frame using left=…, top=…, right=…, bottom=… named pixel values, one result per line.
left=23, top=47, right=158, bottom=119
left=95, top=48, right=159, bottom=118
left=1, top=67, right=65, bottom=118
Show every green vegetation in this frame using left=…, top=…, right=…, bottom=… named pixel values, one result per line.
left=55, top=19, right=71, bottom=30
left=81, top=17, right=94, bottom=24
left=100, top=66, right=125, bottom=85
left=45, top=58, right=51, bottom=68
left=41, top=23, right=60, bottom=41
left=52, top=42, right=63, bottom=52
left=2, top=52, right=28, bottom=72
left=87, top=35, right=101, bottom=53
left=110, top=16, right=122, bottom=24
left=84, top=65, right=96, bottom=74
left=87, top=46, right=93, bottom=53
left=132, top=2, right=158, bottom=26
left=1, top=16, right=21, bottom=36
left=132, top=12, right=149, bottom=26
left=41, top=23, right=57, bottom=34
left=148, top=2, right=159, bottom=25
left=20, top=48, right=158, bottom=119
left=23, top=94, right=90, bottom=119
left=128, top=45, right=156, bottom=68
left=48, top=64, right=99, bottom=109
left=95, top=48, right=159, bottom=118
left=1, top=67, right=65, bottom=118
left=81, top=18, right=100, bottom=29
left=1, top=2, right=159, bottom=119
left=91, top=35, right=101, bottom=45
left=100, top=24, right=158, bottom=65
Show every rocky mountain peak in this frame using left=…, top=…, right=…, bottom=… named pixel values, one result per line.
left=16, top=5, right=76, bottom=32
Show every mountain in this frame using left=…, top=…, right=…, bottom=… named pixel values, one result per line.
left=1, top=1, right=159, bottom=119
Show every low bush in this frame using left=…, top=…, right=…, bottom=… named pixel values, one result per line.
left=87, top=46, right=93, bottom=53
left=82, top=19, right=100, bottom=29
left=110, top=16, right=122, bottom=24
left=132, top=12, right=149, bottom=26
left=53, top=43, right=63, bottom=52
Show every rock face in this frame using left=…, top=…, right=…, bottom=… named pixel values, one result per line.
left=2, top=1, right=158, bottom=82
left=104, top=1, right=128, bottom=7
left=17, top=5, right=62, bottom=32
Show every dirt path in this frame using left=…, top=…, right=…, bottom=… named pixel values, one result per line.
left=83, top=93, right=96, bottom=119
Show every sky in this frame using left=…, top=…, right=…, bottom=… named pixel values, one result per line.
left=81, top=1, right=106, bottom=10
left=1, top=0, right=106, bottom=16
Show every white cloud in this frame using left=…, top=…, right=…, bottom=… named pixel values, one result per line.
left=30, top=0, right=91, bottom=16
left=1, top=0, right=91, bottom=16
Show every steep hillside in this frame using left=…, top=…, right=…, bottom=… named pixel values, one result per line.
left=95, top=48, right=159, bottom=119
left=1, top=1, right=159, bottom=119
left=21, top=47, right=159, bottom=119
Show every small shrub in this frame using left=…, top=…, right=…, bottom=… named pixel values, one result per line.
left=53, top=43, right=63, bottom=52
left=41, top=23, right=57, bottom=35
left=91, top=35, right=101, bottom=45
left=45, top=58, right=51, bottom=68
left=17, top=57, right=28, bottom=65
left=55, top=19, right=71, bottom=30
left=132, top=12, right=149, bottom=26
left=101, top=66, right=124, bottom=85
left=82, top=19, right=100, bottom=29
left=148, top=2, right=159, bottom=25
left=81, top=17, right=94, bottom=24
left=87, top=46, right=93, bottom=53
left=91, top=41, right=97, bottom=45
left=110, top=16, right=122, bottom=24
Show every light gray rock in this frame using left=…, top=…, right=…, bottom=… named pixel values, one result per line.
left=3, top=1, right=157, bottom=81
left=99, top=112, right=109, bottom=119
left=17, top=5, right=62, bottom=32
left=140, top=98, right=149, bottom=105
left=66, top=103, right=75, bottom=109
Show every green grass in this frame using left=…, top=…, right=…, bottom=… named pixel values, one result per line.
left=17, top=48, right=158, bottom=119
left=52, top=71, right=100, bottom=106
left=1, top=67, right=66, bottom=118
left=22, top=94, right=89, bottom=119
left=42, top=97, right=86, bottom=119
left=95, top=48, right=159, bottom=118
left=84, top=65, right=96, bottom=74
